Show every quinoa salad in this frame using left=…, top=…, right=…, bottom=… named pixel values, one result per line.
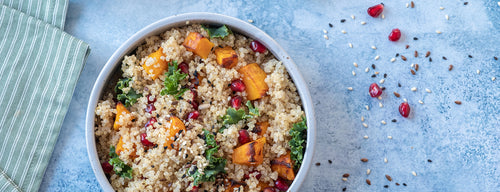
left=94, top=24, right=307, bottom=192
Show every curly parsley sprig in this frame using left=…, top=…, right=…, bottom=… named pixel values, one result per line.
left=218, top=101, right=259, bottom=133
left=289, top=116, right=307, bottom=170
left=108, top=146, right=133, bottom=179
left=160, top=61, right=189, bottom=99
left=189, top=130, right=226, bottom=185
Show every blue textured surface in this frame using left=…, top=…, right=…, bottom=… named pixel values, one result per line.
left=40, top=0, right=499, bottom=191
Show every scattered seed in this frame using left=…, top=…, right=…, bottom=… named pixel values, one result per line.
left=380, top=79, right=385, bottom=84
left=429, top=57, right=433, bottom=62
left=498, top=2, right=500, bottom=7
left=391, top=58, right=396, bottom=62
left=411, top=1, right=415, bottom=8
left=366, top=179, right=371, bottom=185
left=364, top=135, right=369, bottom=139
left=396, top=53, right=400, bottom=57
left=363, top=123, right=368, bottom=128
left=315, top=162, right=321, bottom=166
left=361, top=116, right=365, bottom=122
left=342, top=30, right=347, bottom=34
left=381, top=87, right=386, bottom=91
left=349, top=43, right=353, bottom=48
left=388, top=136, right=393, bottom=139
left=381, top=120, right=387, bottom=125
left=392, top=119, right=397, bottom=122
left=477, top=70, right=480, bottom=74
left=386, top=175, right=393, bottom=181
left=493, top=77, right=497, bottom=81
left=375, top=55, right=380, bottom=60
left=378, top=96, right=382, bottom=100
left=398, top=83, right=402, bottom=87
left=403, top=183, right=407, bottom=186
left=425, top=88, right=431, bottom=93
left=414, top=51, right=418, bottom=57
left=443, top=56, right=447, bottom=60
left=361, top=158, right=369, bottom=162
left=468, top=55, right=473, bottom=58
left=342, top=187, right=346, bottom=191
left=428, top=159, right=432, bottom=162
left=367, top=169, right=371, bottom=175
left=495, top=56, right=498, bottom=60
left=445, top=15, right=449, bottom=20
left=455, top=101, right=462, bottom=105
left=406, top=3, right=409, bottom=8
left=381, top=14, right=385, bottom=19
left=365, top=67, right=370, bottom=72
left=342, top=178, right=348, bottom=181
left=440, top=7, right=445, bottom=10
left=341, top=19, right=346, bottom=23
left=384, top=73, right=387, bottom=78
left=361, top=21, right=366, bottom=25
left=329, top=23, right=333, bottom=27
left=396, top=183, right=400, bottom=186
left=371, top=46, right=377, bottom=50
left=366, top=105, right=370, bottom=110
left=406, top=45, right=410, bottom=49
left=328, top=160, right=333, bottom=164
left=411, top=87, right=417, bottom=91
left=436, top=30, right=442, bottom=34
left=411, top=63, right=415, bottom=68
left=411, top=69, right=416, bottom=75
left=425, top=51, right=431, bottom=57
left=351, top=15, right=355, bottom=19
left=371, top=74, right=376, bottom=78
left=393, top=92, right=401, bottom=97
left=384, top=158, right=388, bottom=163
left=401, top=55, right=407, bottom=61
left=353, top=62, right=358, bottom=67
left=372, top=64, right=376, bottom=69
left=464, top=2, right=468, bottom=5
left=412, top=171, right=417, bottom=176
left=323, top=35, right=329, bottom=40
left=343, top=173, right=350, bottom=178
left=404, top=98, right=408, bottom=102
left=323, top=29, right=328, bottom=34
left=384, top=185, right=389, bottom=188
left=352, top=71, right=356, bottom=76
left=379, top=102, right=383, bottom=108
left=347, top=87, right=353, bottom=91
left=448, top=65, right=453, bottom=71
left=418, top=100, right=424, bottom=104
left=415, top=64, right=419, bottom=71
left=247, top=19, right=254, bottom=23
left=413, top=37, right=418, bottom=40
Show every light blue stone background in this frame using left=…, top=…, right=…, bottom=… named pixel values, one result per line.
left=40, top=0, right=499, bottom=191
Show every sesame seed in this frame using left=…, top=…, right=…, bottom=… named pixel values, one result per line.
left=404, top=98, right=408, bottom=102
left=391, top=58, right=396, bottom=62
left=379, top=102, right=383, bottom=108
left=418, top=100, right=424, bottom=104
left=426, top=88, right=431, bottom=93
left=340, top=19, right=346, bottom=23
left=381, top=14, right=385, bottom=19
left=342, top=178, right=348, bottom=181
left=411, top=87, right=417, bottom=92
left=375, top=55, right=380, bottom=60
left=349, top=43, right=353, bottom=48
left=384, top=185, right=389, bottom=188
left=411, top=63, right=415, bottom=68
left=329, top=160, right=333, bottom=164
left=455, top=101, right=462, bottom=105
left=381, top=120, right=387, bottom=125
left=361, top=158, right=368, bottom=162
left=363, top=135, right=369, bottom=139
left=347, top=87, right=353, bottom=91
left=361, top=116, right=365, bottom=122
left=361, top=21, right=366, bottom=25
left=352, top=71, right=356, bottom=76
left=412, top=171, right=417, bottom=176
left=351, top=15, right=355, bottom=19
left=445, top=15, right=449, bottom=20
left=365, top=105, right=370, bottom=110
left=371, top=46, right=377, bottom=50
left=375, top=72, right=380, bottom=75
left=388, top=136, right=393, bottom=139
left=365, top=67, right=370, bottom=72
left=323, top=29, right=328, bottom=34
left=406, top=3, right=409, bottom=8
left=477, top=70, right=480, bottom=74
left=492, top=77, right=496, bottom=81
left=323, top=35, right=329, bottom=40
left=329, top=23, right=333, bottom=27
left=440, top=7, right=445, bottom=10
left=378, top=96, right=382, bottom=100
left=367, top=169, right=371, bottom=175
left=498, top=2, right=500, bottom=6
left=363, top=123, right=368, bottom=128
left=392, top=119, right=397, bottom=122
left=341, top=30, right=346, bottom=34
left=247, top=19, right=254, bottom=23
left=379, top=79, right=385, bottom=84
left=436, top=30, right=442, bottom=34
left=353, top=62, right=358, bottom=67
left=384, top=158, right=388, bottom=163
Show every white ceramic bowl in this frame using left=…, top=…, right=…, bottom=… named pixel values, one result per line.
left=86, top=12, right=316, bottom=191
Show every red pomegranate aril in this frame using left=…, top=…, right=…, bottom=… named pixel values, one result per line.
left=250, top=40, right=266, bottom=53
left=101, top=162, right=113, bottom=173
left=140, top=133, right=155, bottom=147
left=238, top=129, right=251, bottom=145
left=187, top=111, right=199, bottom=120
left=274, top=177, right=289, bottom=191
left=367, top=3, right=384, bottom=17
left=179, top=62, right=189, bottom=74
left=191, top=185, right=199, bottom=192
left=399, top=102, right=411, bottom=118
left=230, top=79, right=246, bottom=92
left=369, top=83, right=383, bottom=97
left=145, top=103, right=156, bottom=113
left=191, top=90, right=198, bottom=100
left=244, top=170, right=262, bottom=180
left=389, top=28, right=402, bottom=41
left=147, top=94, right=156, bottom=104
left=145, top=117, right=157, bottom=129
left=231, top=96, right=243, bottom=109
left=191, top=100, right=199, bottom=110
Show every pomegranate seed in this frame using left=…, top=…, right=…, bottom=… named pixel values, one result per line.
left=367, top=3, right=384, bottom=17
left=274, top=177, right=289, bottom=191
left=190, top=100, right=199, bottom=110
left=389, top=28, right=401, bottom=41
left=231, top=96, right=243, bottom=109
left=191, top=90, right=198, bottom=100
left=250, top=40, right=266, bottom=53
left=140, top=133, right=155, bottom=147
left=147, top=94, right=156, bottom=104
left=369, top=83, right=383, bottom=97
left=238, top=129, right=251, bottom=145
left=101, top=162, right=113, bottom=173
left=230, top=79, right=246, bottom=92
left=244, top=170, right=262, bottom=180
left=187, top=111, right=199, bottom=120
left=179, top=62, right=189, bottom=74
left=399, top=102, right=411, bottom=118
left=145, top=117, right=157, bottom=129
left=191, top=186, right=199, bottom=192
left=145, top=103, right=156, bottom=113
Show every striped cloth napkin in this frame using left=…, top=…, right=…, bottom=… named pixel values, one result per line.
left=0, top=0, right=90, bottom=191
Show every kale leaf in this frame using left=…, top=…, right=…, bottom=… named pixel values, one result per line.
left=109, top=146, right=133, bottom=179
left=289, top=116, right=307, bottom=170
left=115, top=78, right=141, bottom=107
left=201, top=25, right=232, bottom=39
left=190, top=130, right=227, bottom=185
left=160, top=61, right=189, bottom=99
left=219, top=101, right=259, bottom=133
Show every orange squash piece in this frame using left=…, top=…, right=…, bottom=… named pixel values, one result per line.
left=164, top=116, right=186, bottom=149
left=183, top=32, right=214, bottom=59
left=232, top=137, right=266, bottom=166
left=224, top=180, right=244, bottom=192
left=252, top=122, right=269, bottom=136
left=116, top=136, right=137, bottom=158
left=214, top=46, right=238, bottom=68
left=237, top=63, right=268, bottom=100
left=113, top=102, right=132, bottom=131
left=256, top=181, right=272, bottom=191
left=142, top=47, right=169, bottom=80
left=271, top=151, right=295, bottom=180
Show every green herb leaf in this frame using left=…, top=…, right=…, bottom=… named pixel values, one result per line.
left=108, top=146, right=133, bottom=179
left=115, top=78, right=142, bottom=107
left=160, top=61, right=189, bottom=99
left=201, top=25, right=232, bottom=39
left=289, top=117, right=307, bottom=170
left=218, top=101, right=260, bottom=133
left=190, top=130, right=227, bottom=185
left=246, top=101, right=260, bottom=117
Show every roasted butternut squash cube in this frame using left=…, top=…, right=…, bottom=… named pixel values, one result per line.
left=164, top=116, right=186, bottom=149
left=113, top=102, right=132, bottom=131
left=257, top=181, right=272, bottom=191
left=215, top=46, right=238, bottom=68
left=271, top=151, right=295, bottom=180
left=252, top=121, right=269, bottom=136
left=224, top=180, right=244, bottom=192
left=237, top=63, right=268, bottom=100
left=183, top=32, right=214, bottom=59
left=232, top=137, right=266, bottom=166
left=142, top=47, right=168, bottom=80
left=116, top=136, right=137, bottom=158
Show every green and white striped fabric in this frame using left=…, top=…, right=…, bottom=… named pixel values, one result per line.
left=0, top=2, right=90, bottom=192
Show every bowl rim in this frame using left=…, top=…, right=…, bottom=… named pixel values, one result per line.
left=86, top=12, right=316, bottom=191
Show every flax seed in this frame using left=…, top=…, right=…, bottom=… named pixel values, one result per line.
left=411, top=69, right=416, bottom=75
left=366, top=179, right=371, bottom=185
left=385, top=175, right=393, bottom=181
left=415, top=64, right=419, bottom=71
left=411, top=1, right=415, bottom=8
left=401, top=55, right=407, bottom=61
left=448, top=65, right=453, bottom=71
left=406, top=45, right=410, bottom=49
left=393, top=92, right=401, bottom=97
left=425, top=51, right=431, bottom=57
left=361, top=158, right=368, bottom=162
left=455, top=101, right=462, bottom=105
left=343, top=173, right=350, bottom=178
left=414, top=50, right=418, bottom=57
